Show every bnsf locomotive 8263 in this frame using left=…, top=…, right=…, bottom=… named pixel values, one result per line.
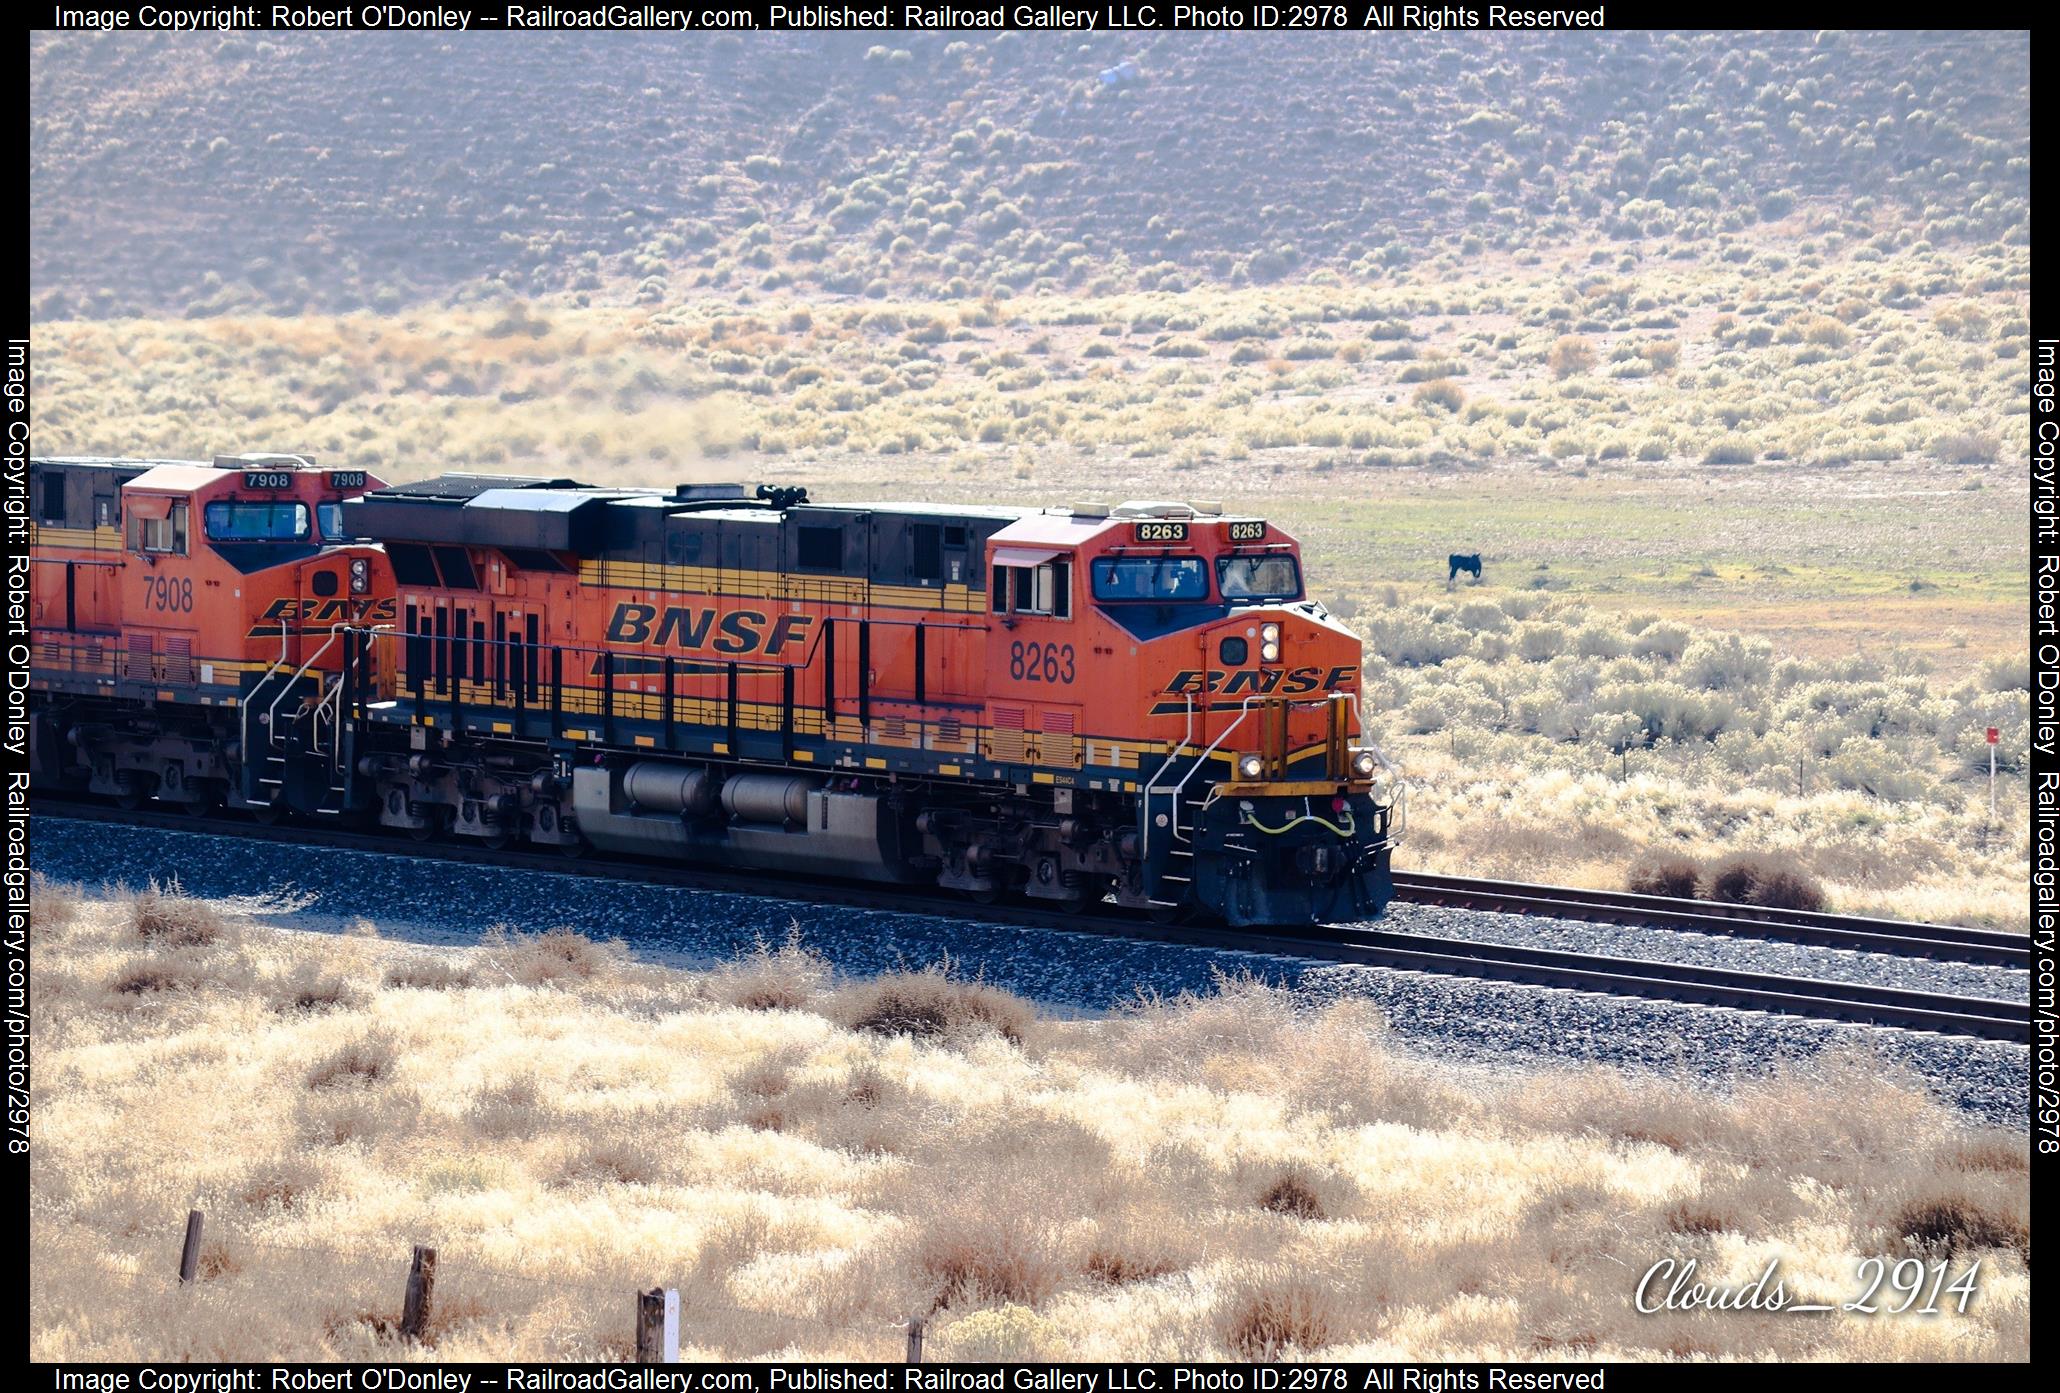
left=28, top=456, right=1403, bottom=925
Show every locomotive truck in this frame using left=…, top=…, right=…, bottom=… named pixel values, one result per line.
left=27, top=455, right=1403, bottom=926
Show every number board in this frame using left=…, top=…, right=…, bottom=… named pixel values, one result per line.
left=1133, top=520, right=1188, bottom=543
left=243, top=471, right=295, bottom=490
left=1226, top=520, right=1268, bottom=542
left=329, top=471, right=368, bottom=490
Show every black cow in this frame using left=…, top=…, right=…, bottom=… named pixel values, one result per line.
left=1447, top=553, right=1483, bottom=589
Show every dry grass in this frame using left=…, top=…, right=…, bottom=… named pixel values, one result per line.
left=706, top=929, right=831, bottom=1012
left=27, top=888, right=2029, bottom=1361
left=1220, top=1268, right=1335, bottom=1360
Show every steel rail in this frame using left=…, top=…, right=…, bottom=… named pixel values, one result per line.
left=1390, top=870, right=2026, bottom=968
left=32, top=799, right=2028, bottom=1043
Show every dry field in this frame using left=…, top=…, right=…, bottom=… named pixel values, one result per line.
left=29, top=881, right=2031, bottom=1362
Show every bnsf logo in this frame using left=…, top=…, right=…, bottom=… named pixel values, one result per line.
left=1163, top=666, right=1357, bottom=696
left=252, top=597, right=397, bottom=627
left=606, top=602, right=815, bottom=657
left=245, top=596, right=395, bottom=637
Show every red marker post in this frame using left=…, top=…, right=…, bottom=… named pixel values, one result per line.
left=1987, top=727, right=1999, bottom=826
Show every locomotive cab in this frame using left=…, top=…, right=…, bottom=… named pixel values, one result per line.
left=28, top=454, right=395, bottom=816
left=1044, top=503, right=1399, bottom=925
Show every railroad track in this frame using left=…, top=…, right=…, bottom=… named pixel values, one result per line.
left=34, top=799, right=2030, bottom=1044
left=1391, top=870, right=2028, bottom=968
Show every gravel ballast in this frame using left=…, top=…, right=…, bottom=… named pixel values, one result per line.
left=32, top=816, right=2029, bottom=1125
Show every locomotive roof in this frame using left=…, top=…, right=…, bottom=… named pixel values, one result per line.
left=838, top=502, right=1030, bottom=520
left=375, top=472, right=595, bottom=499
left=126, top=463, right=240, bottom=492
left=34, top=455, right=210, bottom=470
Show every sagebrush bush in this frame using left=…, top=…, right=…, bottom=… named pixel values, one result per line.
left=833, top=963, right=1033, bottom=1044
left=1627, top=854, right=1701, bottom=898
left=1256, top=1167, right=1328, bottom=1220
left=1220, top=1269, right=1336, bottom=1360
left=1547, top=335, right=1595, bottom=379
left=1706, top=853, right=1828, bottom=912
left=1889, top=1191, right=2028, bottom=1262
left=31, top=874, right=81, bottom=936
left=305, top=1033, right=397, bottom=1090
left=130, top=880, right=228, bottom=946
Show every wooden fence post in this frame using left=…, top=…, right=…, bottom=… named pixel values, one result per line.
left=905, top=1313, right=926, bottom=1364
left=400, top=1245, right=437, bottom=1341
left=635, top=1287, right=665, bottom=1363
left=178, top=1210, right=205, bottom=1284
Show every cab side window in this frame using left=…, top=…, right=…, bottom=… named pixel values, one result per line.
left=129, top=502, right=188, bottom=555
left=991, top=560, right=1071, bottom=618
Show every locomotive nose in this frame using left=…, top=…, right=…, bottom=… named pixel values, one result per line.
left=1199, top=608, right=1381, bottom=789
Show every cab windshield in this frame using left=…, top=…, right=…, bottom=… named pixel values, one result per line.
left=205, top=501, right=310, bottom=542
left=318, top=502, right=346, bottom=540
left=1217, top=553, right=1302, bottom=601
left=1092, top=554, right=1209, bottom=602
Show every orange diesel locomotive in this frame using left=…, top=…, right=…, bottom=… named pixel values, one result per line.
left=28, top=455, right=396, bottom=817
left=340, top=475, right=1402, bottom=925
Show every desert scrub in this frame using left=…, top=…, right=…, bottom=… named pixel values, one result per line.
left=26, top=891, right=2029, bottom=1360
left=1357, top=594, right=2029, bottom=927
left=32, top=234, right=2024, bottom=494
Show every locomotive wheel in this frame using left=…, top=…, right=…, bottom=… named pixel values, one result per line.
left=481, top=830, right=514, bottom=851
left=1055, top=876, right=1111, bottom=915
left=963, top=883, right=1003, bottom=906
left=115, top=789, right=146, bottom=812
left=180, top=784, right=224, bottom=817
left=251, top=800, right=286, bottom=826
left=557, top=839, right=587, bottom=859
left=1148, top=899, right=1197, bottom=926
left=406, top=821, right=440, bottom=842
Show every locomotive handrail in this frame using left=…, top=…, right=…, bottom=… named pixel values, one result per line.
left=309, top=622, right=390, bottom=759
left=1168, top=696, right=1259, bottom=845
left=267, top=626, right=345, bottom=753
left=240, top=621, right=298, bottom=800
left=1138, top=693, right=1196, bottom=869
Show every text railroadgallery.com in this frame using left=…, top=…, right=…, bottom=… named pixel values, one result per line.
left=2036, top=337, right=2058, bottom=1164
left=50, top=1370, right=1612, bottom=1391
left=42, top=4, right=1612, bottom=31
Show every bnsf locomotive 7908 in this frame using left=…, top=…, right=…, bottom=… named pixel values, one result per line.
left=28, top=456, right=1403, bottom=925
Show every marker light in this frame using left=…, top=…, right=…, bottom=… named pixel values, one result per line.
left=1238, top=755, right=1265, bottom=780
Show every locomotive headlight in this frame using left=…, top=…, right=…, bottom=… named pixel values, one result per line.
left=1260, top=641, right=1280, bottom=662
left=1261, top=622, right=1280, bottom=643
left=1238, top=754, right=1265, bottom=780
left=349, top=558, right=370, bottom=594
left=1352, top=749, right=1380, bottom=778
